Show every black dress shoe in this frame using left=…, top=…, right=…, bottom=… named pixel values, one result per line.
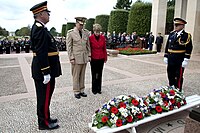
left=92, top=92, right=97, bottom=95
left=39, top=123, right=60, bottom=130
left=74, top=93, right=81, bottom=99
left=49, top=118, right=58, bottom=123
left=80, top=92, right=87, bottom=97
left=97, top=91, right=102, bottom=94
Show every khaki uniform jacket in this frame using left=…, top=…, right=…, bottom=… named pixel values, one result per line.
left=66, top=27, right=91, bottom=64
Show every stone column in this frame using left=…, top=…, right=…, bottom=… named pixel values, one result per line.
left=150, top=0, right=167, bottom=51
left=174, top=0, right=188, bottom=19
left=185, top=0, right=200, bottom=54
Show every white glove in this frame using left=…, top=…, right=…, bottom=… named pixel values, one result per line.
left=182, top=58, right=189, bottom=68
left=164, top=57, right=168, bottom=64
left=43, top=74, right=51, bottom=84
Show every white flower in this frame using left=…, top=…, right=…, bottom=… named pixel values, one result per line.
left=131, top=106, right=140, bottom=115
left=167, top=93, right=174, bottom=99
left=150, top=92, right=154, bottom=97
left=169, top=101, right=172, bottom=105
left=154, top=97, right=159, bottom=102
left=151, top=104, right=156, bottom=108
left=102, top=109, right=109, bottom=113
left=119, top=108, right=128, bottom=117
left=122, top=112, right=128, bottom=117
left=110, top=101, right=115, bottom=105
left=111, top=124, right=116, bottom=128
left=107, top=104, right=110, bottom=110
left=111, top=113, right=115, bottom=118
left=117, top=95, right=126, bottom=100
left=110, top=118, right=115, bottom=124
left=180, top=101, right=184, bottom=105
left=158, top=100, right=164, bottom=105
left=113, top=116, right=118, bottom=122
left=93, top=120, right=98, bottom=125
left=140, top=102, right=145, bottom=106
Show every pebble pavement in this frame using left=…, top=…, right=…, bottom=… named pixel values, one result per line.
left=0, top=51, right=200, bottom=133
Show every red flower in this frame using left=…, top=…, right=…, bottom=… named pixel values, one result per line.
left=160, top=92, right=166, bottom=98
left=177, top=102, right=181, bottom=108
left=169, top=90, right=175, bottom=96
left=155, top=106, right=163, bottom=113
left=116, top=119, right=123, bottom=127
left=183, top=100, right=187, bottom=105
left=119, top=102, right=126, bottom=108
left=170, top=99, right=175, bottom=104
left=101, top=116, right=108, bottom=123
left=144, top=101, right=148, bottom=106
left=126, top=116, right=133, bottom=123
left=164, top=101, right=168, bottom=106
left=137, top=113, right=143, bottom=119
left=132, top=99, right=139, bottom=106
left=169, top=105, right=173, bottom=110
left=111, top=107, right=118, bottom=114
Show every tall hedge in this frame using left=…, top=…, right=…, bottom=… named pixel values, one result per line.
left=66, top=22, right=75, bottom=32
left=165, top=7, right=174, bottom=34
left=127, top=2, right=152, bottom=35
left=95, top=15, right=110, bottom=33
left=108, top=9, right=129, bottom=34
left=61, top=24, right=67, bottom=37
left=85, top=18, right=95, bottom=32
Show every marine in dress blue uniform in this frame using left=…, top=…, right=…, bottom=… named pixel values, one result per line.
left=164, top=18, right=193, bottom=91
left=30, top=1, right=61, bottom=130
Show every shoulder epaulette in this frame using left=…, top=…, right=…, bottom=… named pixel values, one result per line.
left=178, top=32, right=191, bottom=45
left=83, top=29, right=90, bottom=33
left=186, top=33, right=191, bottom=43
left=67, top=29, right=74, bottom=33
left=83, top=29, right=89, bottom=32
left=35, top=22, right=42, bottom=27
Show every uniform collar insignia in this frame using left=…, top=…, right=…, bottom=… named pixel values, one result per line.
left=36, top=22, right=42, bottom=27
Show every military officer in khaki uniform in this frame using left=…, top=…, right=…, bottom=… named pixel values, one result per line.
left=66, top=17, right=91, bottom=99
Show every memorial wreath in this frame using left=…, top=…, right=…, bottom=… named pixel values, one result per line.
left=91, top=86, right=187, bottom=129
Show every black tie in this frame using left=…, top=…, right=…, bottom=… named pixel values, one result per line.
left=79, top=31, right=82, bottom=38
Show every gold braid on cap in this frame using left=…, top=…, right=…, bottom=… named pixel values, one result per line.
left=32, top=6, right=47, bottom=14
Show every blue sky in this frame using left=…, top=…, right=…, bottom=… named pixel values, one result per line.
left=0, top=0, right=151, bottom=32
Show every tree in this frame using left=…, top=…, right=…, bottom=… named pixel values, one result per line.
left=165, top=7, right=174, bottom=34
left=85, top=18, right=95, bottom=32
left=108, top=9, right=129, bottom=34
left=61, top=24, right=67, bottom=37
left=15, top=26, right=31, bottom=36
left=168, top=0, right=175, bottom=7
left=61, top=23, right=76, bottom=37
left=95, top=15, right=110, bottom=33
left=135, top=0, right=142, bottom=3
left=114, top=0, right=123, bottom=9
left=124, top=0, right=132, bottom=10
left=127, top=2, right=152, bottom=35
left=66, top=22, right=75, bottom=33
left=114, top=0, right=132, bottom=11
left=0, top=26, right=9, bottom=36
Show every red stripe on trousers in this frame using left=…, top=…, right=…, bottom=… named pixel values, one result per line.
left=178, top=67, right=183, bottom=89
left=44, top=82, right=50, bottom=125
